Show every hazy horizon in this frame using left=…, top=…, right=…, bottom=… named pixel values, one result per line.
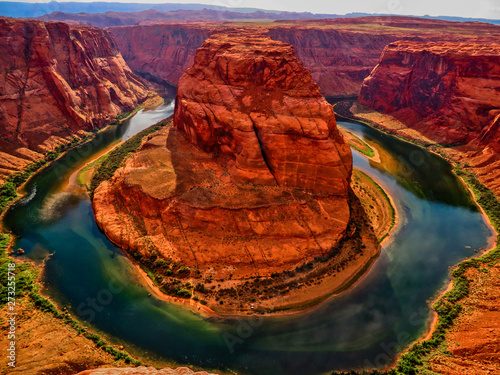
left=5, top=0, right=500, bottom=20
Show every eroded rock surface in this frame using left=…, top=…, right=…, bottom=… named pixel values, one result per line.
left=93, top=31, right=352, bottom=280
left=0, top=18, right=148, bottom=182
left=359, top=41, right=500, bottom=145
left=109, top=17, right=500, bottom=97
left=174, top=29, right=352, bottom=194
left=358, top=40, right=500, bottom=195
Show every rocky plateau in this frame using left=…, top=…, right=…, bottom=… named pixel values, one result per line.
left=108, top=17, right=500, bottom=98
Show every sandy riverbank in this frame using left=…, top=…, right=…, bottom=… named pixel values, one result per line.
left=339, top=127, right=381, bottom=163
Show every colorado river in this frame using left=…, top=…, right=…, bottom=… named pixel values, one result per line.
left=2, top=102, right=494, bottom=375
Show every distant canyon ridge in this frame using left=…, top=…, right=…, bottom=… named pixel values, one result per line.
left=107, top=17, right=500, bottom=98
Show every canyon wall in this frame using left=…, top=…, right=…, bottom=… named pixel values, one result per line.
left=109, top=23, right=212, bottom=89
left=359, top=41, right=500, bottom=145
left=266, top=26, right=398, bottom=97
left=358, top=40, right=500, bottom=194
left=0, top=18, right=148, bottom=183
left=109, top=21, right=394, bottom=97
left=109, top=17, right=500, bottom=97
left=93, top=31, right=352, bottom=280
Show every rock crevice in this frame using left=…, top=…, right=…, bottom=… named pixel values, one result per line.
left=174, top=29, right=352, bottom=195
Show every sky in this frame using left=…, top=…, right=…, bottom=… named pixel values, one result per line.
left=14, top=0, right=500, bottom=20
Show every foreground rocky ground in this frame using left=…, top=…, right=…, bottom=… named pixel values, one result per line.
left=0, top=295, right=221, bottom=375
left=0, top=297, right=119, bottom=374
left=427, top=263, right=500, bottom=374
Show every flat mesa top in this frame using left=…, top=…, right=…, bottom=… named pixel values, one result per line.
left=387, top=40, right=500, bottom=56
left=200, top=29, right=296, bottom=54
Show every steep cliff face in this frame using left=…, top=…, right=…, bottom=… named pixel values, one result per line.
left=109, top=22, right=391, bottom=97
left=0, top=18, right=148, bottom=182
left=93, top=31, right=352, bottom=282
left=359, top=41, right=500, bottom=145
left=266, top=26, right=397, bottom=97
left=358, top=40, right=500, bottom=195
left=109, top=17, right=500, bottom=97
left=174, top=30, right=352, bottom=194
left=110, top=23, right=212, bottom=88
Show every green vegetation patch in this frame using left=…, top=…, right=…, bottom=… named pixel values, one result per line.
left=345, top=130, right=375, bottom=158
left=110, top=107, right=143, bottom=125
left=0, top=234, right=38, bottom=305
left=0, top=105, right=149, bottom=214
left=0, top=135, right=95, bottom=214
left=354, top=169, right=396, bottom=243
left=0, top=232, right=142, bottom=365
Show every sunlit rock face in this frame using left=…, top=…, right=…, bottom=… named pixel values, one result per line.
left=358, top=40, right=500, bottom=195
left=93, top=30, right=353, bottom=279
left=174, top=29, right=352, bottom=195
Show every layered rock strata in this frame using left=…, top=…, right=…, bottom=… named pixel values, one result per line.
left=109, top=17, right=500, bottom=97
left=109, top=23, right=212, bottom=91
left=0, top=18, right=148, bottom=183
left=174, top=30, right=352, bottom=195
left=358, top=40, right=500, bottom=195
left=93, top=31, right=353, bottom=280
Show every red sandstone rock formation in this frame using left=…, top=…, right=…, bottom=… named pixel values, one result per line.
left=359, top=41, right=500, bottom=145
left=0, top=18, right=148, bottom=183
left=109, top=21, right=391, bottom=97
left=92, top=31, right=352, bottom=280
left=266, top=26, right=397, bottom=97
left=109, top=23, right=212, bottom=89
left=108, top=17, right=500, bottom=97
left=174, top=29, right=352, bottom=194
left=358, top=40, right=500, bottom=195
